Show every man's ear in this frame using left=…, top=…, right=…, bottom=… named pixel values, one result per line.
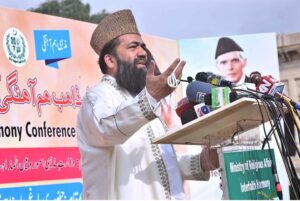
left=104, top=54, right=117, bottom=69
left=104, top=54, right=118, bottom=76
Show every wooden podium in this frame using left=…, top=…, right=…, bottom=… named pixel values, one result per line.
left=153, top=98, right=280, bottom=200
left=152, top=98, right=268, bottom=146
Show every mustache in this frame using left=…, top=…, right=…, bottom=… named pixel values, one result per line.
left=134, top=56, right=148, bottom=66
left=135, top=56, right=161, bottom=75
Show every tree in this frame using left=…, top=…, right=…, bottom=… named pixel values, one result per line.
left=89, top=9, right=109, bottom=24
left=60, top=0, right=90, bottom=22
left=28, top=0, right=109, bottom=24
left=29, top=0, right=60, bottom=16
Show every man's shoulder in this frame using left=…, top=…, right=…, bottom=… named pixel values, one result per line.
left=83, top=81, right=116, bottom=106
left=87, top=77, right=117, bottom=95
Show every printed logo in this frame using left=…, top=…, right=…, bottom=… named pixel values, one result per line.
left=258, top=79, right=272, bottom=94
left=194, top=103, right=210, bottom=117
left=34, top=30, right=71, bottom=68
left=3, top=27, right=29, bottom=67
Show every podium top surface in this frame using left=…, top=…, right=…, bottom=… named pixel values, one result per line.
left=152, top=98, right=268, bottom=146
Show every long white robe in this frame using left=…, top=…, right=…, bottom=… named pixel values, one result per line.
left=76, top=75, right=209, bottom=199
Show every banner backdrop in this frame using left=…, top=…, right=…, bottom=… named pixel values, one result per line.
left=0, top=7, right=180, bottom=199
left=179, top=33, right=289, bottom=200
left=0, top=7, right=290, bottom=200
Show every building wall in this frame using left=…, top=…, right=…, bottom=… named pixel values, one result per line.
left=277, top=32, right=300, bottom=177
left=278, top=32, right=300, bottom=101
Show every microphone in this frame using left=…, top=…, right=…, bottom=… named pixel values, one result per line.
left=275, top=92, right=300, bottom=110
left=249, top=71, right=285, bottom=96
left=250, top=71, right=300, bottom=110
left=194, top=103, right=211, bottom=117
left=203, top=91, right=254, bottom=105
left=202, top=93, right=212, bottom=105
left=177, top=81, right=212, bottom=124
left=180, top=76, right=194, bottom=83
left=186, top=80, right=211, bottom=104
left=175, top=97, right=198, bottom=125
left=175, top=97, right=196, bottom=117
left=195, top=72, right=237, bottom=88
left=180, top=108, right=198, bottom=125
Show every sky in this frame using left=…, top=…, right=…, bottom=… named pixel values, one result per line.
left=0, top=0, right=300, bottom=40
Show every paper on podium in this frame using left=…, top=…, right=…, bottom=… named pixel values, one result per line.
left=152, top=98, right=269, bottom=146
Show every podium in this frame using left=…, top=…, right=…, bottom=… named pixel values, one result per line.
left=153, top=98, right=268, bottom=146
left=153, top=98, right=279, bottom=200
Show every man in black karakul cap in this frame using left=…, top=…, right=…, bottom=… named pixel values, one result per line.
left=215, top=37, right=251, bottom=84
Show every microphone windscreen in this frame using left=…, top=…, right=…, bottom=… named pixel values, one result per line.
left=175, top=98, right=195, bottom=117
left=187, top=76, right=194, bottom=83
left=177, top=97, right=189, bottom=108
left=249, top=71, right=261, bottom=85
left=195, top=72, right=213, bottom=82
left=186, top=81, right=211, bottom=103
left=180, top=108, right=198, bottom=125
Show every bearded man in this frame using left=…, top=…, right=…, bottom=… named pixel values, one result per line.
left=76, top=9, right=219, bottom=200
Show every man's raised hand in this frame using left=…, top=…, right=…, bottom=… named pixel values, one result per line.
left=146, top=58, right=186, bottom=101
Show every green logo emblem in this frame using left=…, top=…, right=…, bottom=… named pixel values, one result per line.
left=3, top=27, right=29, bottom=67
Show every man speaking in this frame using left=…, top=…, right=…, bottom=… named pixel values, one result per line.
left=76, top=9, right=219, bottom=200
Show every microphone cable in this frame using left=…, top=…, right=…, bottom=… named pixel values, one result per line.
left=236, top=86, right=300, bottom=199
left=262, top=96, right=285, bottom=200
left=212, top=87, right=300, bottom=199
left=274, top=99, right=300, bottom=198
left=274, top=100, right=300, bottom=158
left=263, top=96, right=300, bottom=199
left=233, top=88, right=280, bottom=199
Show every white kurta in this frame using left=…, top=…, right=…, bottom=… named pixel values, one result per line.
left=76, top=75, right=209, bottom=199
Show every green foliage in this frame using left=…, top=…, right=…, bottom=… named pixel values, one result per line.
left=28, top=0, right=109, bottom=23
left=28, top=0, right=60, bottom=16
left=89, top=9, right=109, bottom=24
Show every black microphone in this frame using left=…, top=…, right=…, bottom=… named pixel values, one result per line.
left=180, top=108, right=198, bottom=125
left=186, top=80, right=211, bottom=104
left=175, top=97, right=198, bottom=125
left=195, top=72, right=237, bottom=88
left=203, top=93, right=212, bottom=105
left=180, top=76, right=194, bottom=83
